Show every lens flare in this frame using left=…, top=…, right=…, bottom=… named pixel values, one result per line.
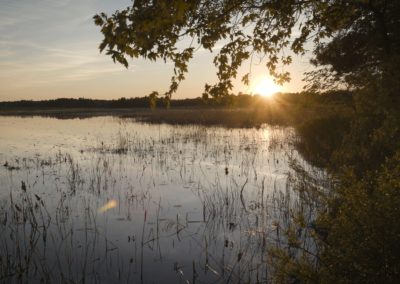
left=98, top=200, right=117, bottom=213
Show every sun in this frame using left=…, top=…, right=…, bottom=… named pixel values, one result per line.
left=252, top=78, right=281, bottom=97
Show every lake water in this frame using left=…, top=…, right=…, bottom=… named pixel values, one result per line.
left=0, top=116, right=316, bottom=283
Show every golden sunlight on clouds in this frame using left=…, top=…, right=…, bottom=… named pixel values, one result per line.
left=98, top=199, right=117, bottom=213
left=251, top=77, right=282, bottom=97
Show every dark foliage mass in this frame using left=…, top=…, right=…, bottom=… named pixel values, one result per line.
left=94, top=0, right=400, bottom=99
left=0, top=97, right=202, bottom=109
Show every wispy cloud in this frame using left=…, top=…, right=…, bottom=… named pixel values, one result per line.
left=0, top=0, right=134, bottom=91
left=0, top=42, right=132, bottom=88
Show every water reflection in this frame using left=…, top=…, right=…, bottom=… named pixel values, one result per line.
left=0, top=116, right=316, bottom=283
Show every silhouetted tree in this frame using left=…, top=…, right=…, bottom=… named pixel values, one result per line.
left=94, top=0, right=399, bottom=99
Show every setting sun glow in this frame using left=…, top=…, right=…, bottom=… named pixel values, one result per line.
left=252, top=78, right=281, bottom=97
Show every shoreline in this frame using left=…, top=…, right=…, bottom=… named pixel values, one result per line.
left=0, top=105, right=351, bottom=128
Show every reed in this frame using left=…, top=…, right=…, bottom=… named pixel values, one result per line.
left=0, top=119, right=323, bottom=283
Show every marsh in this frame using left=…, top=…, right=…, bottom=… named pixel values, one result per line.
left=0, top=116, right=323, bottom=283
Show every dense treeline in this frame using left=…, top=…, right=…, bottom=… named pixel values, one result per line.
left=0, top=96, right=202, bottom=109
left=0, top=90, right=353, bottom=110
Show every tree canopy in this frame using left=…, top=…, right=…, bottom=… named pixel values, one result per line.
left=94, top=0, right=399, bottom=99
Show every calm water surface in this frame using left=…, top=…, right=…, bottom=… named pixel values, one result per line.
left=0, top=116, right=314, bottom=283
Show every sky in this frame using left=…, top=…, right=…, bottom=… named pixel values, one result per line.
left=0, top=0, right=312, bottom=101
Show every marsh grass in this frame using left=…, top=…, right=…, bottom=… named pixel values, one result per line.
left=0, top=118, right=325, bottom=283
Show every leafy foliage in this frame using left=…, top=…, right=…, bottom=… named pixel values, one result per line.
left=94, top=0, right=399, bottom=99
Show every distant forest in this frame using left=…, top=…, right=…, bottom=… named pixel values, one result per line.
left=0, top=91, right=353, bottom=109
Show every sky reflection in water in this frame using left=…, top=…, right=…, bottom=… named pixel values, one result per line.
left=0, top=116, right=311, bottom=283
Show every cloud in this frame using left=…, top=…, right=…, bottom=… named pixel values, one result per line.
left=0, top=38, right=134, bottom=89
left=0, top=0, right=134, bottom=90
